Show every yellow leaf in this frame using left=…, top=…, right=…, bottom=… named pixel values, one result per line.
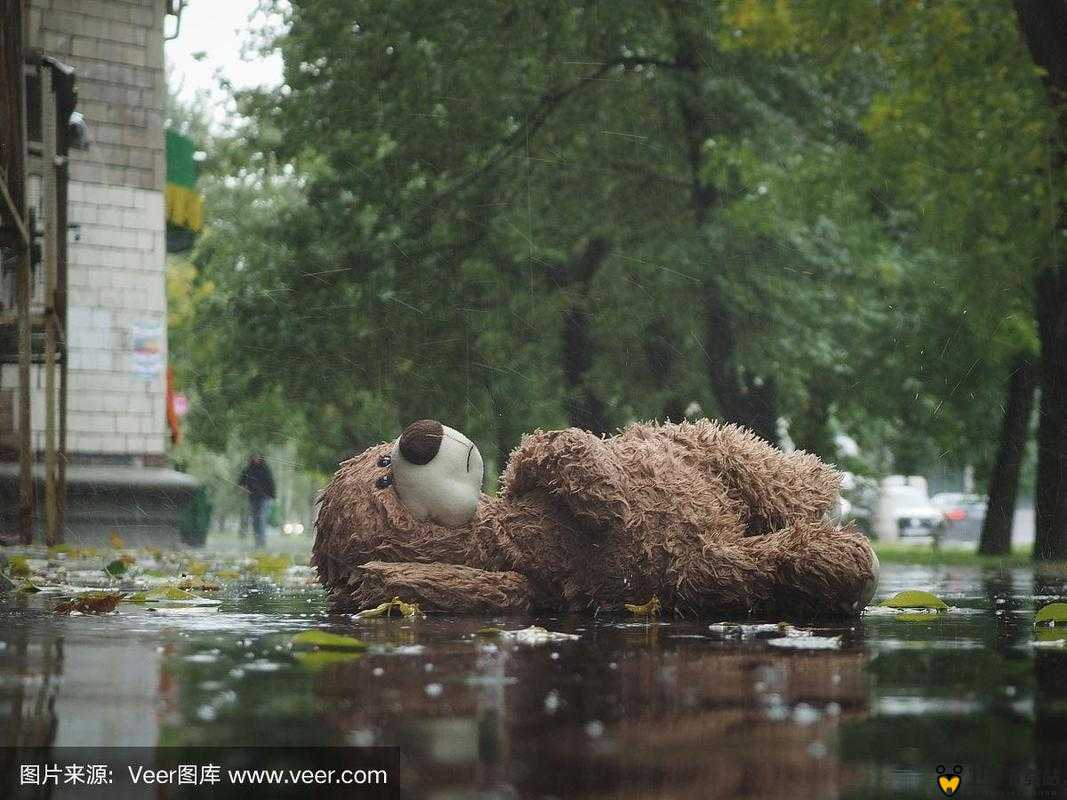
left=625, top=596, right=662, bottom=616
left=354, top=596, right=421, bottom=619
left=125, top=587, right=198, bottom=603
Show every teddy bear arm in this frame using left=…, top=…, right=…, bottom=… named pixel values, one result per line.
left=501, top=427, right=630, bottom=529
left=757, top=521, right=879, bottom=615
left=705, top=423, right=841, bottom=532
left=341, top=560, right=537, bottom=614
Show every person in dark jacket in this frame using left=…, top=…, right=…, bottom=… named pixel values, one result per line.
left=238, top=454, right=276, bottom=548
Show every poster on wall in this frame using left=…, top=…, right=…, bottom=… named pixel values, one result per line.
left=131, top=320, right=164, bottom=379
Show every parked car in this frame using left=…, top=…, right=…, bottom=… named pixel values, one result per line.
left=931, top=493, right=987, bottom=543
left=872, top=475, right=946, bottom=544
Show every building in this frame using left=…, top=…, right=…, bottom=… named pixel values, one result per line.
left=0, top=0, right=198, bottom=545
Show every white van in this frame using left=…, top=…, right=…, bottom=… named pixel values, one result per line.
left=873, top=475, right=946, bottom=544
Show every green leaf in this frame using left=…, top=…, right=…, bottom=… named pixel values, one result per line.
left=291, top=630, right=368, bottom=651
left=881, top=590, right=948, bottom=610
left=1035, top=602, right=1067, bottom=626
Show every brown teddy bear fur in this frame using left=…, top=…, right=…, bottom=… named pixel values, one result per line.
left=312, top=419, right=879, bottom=618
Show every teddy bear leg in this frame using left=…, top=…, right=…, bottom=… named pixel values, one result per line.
left=500, top=428, right=631, bottom=529
left=671, top=521, right=878, bottom=618
left=339, top=561, right=538, bottom=614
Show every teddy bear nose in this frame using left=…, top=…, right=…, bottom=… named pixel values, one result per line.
left=398, top=419, right=444, bottom=465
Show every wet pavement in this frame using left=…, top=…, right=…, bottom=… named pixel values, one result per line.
left=1, top=556, right=1066, bottom=799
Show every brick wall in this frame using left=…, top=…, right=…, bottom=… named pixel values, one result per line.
left=1, top=0, right=168, bottom=463
left=28, top=0, right=165, bottom=191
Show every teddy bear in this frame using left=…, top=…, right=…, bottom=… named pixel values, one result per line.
left=312, top=418, right=879, bottom=617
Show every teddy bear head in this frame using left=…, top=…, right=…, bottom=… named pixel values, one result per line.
left=313, top=421, right=491, bottom=591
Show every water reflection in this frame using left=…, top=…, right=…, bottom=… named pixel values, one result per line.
left=0, top=564, right=1065, bottom=799
left=291, top=624, right=868, bottom=799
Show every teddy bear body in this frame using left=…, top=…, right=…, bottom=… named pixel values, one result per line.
left=313, top=419, right=879, bottom=617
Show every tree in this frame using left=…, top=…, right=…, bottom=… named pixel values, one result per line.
left=1012, top=0, right=1067, bottom=560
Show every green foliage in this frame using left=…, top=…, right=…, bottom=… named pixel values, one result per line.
left=165, top=0, right=1054, bottom=498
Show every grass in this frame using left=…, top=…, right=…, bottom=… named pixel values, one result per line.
left=872, top=542, right=1057, bottom=569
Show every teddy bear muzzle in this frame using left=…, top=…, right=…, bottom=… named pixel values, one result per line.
left=390, top=420, right=485, bottom=528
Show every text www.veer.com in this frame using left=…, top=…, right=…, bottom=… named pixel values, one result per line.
left=228, top=768, right=387, bottom=785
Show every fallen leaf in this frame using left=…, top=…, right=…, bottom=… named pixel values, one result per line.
left=1035, top=602, right=1067, bottom=626
left=354, top=596, right=421, bottom=619
left=625, top=596, right=661, bottom=616
left=177, top=577, right=221, bottom=591
left=292, top=630, right=369, bottom=651
left=881, top=590, right=948, bottom=610
left=125, top=587, right=199, bottom=603
left=55, top=592, right=123, bottom=614
left=1034, top=627, right=1067, bottom=643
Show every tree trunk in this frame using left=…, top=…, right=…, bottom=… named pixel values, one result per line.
left=1014, top=0, right=1067, bottom=560
left=561, top=237, right=612, bottom=435
left=671, top=20, right=780, bottom=445
left=1034, top=270, right=1067, bottom=559
left=978, top=358, right=1036, bottom=556
left=790, top=381, right=836, bottom=460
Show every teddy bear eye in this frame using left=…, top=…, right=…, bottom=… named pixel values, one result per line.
left=375, top=474, right=393, bottom=489
left=377, top=455, right=391, bottom=467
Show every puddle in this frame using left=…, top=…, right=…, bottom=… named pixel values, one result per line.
left=1, top=558, right=1065, bottom=798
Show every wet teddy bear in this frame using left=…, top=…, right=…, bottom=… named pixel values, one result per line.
left=312, top=418, right=879, bottom=617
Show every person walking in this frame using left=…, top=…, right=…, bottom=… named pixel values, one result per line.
left=238, top=454, right=276, bottom=548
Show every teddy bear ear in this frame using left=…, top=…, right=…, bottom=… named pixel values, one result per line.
left=398, top=419, right=444, bottom=465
